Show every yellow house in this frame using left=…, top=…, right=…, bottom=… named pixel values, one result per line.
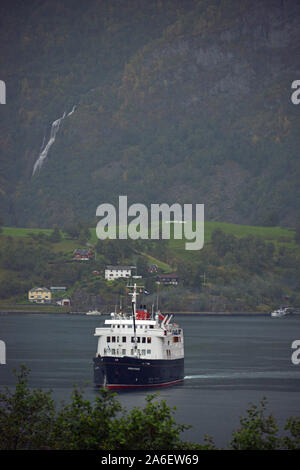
left=28, top=287, right=52, bottom=303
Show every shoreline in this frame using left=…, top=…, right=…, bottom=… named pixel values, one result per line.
left=0, top=309, right=298, bottom=316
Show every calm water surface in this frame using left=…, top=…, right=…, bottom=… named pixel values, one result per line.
left=0, top=313, right=299, bottom=447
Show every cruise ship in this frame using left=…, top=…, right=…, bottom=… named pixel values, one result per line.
left=93, top=284, right=184, bottom=389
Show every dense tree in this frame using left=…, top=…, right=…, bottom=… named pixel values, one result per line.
left=0, top=0, right=299, bottom=229
left=96, top=239, right=135, bottom=265
left=263, top=211, right=280, bottom=227
left=230, top=398, right=280, bottom=450
left=49, top=225, right=62, bottom=243
left=136, top=255, right=148, bottom=277
left=63, top=222, right=91, bottom=242
left=0, top=367, right=299, bottom=450
left=0, top=365, right=55, bottom=450
left=211, top=229, right=237, bottom=258
left=295, top=220, right=300, bottom=245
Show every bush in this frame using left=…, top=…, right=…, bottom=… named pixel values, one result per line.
left=0, top=366, right=299, bottom=450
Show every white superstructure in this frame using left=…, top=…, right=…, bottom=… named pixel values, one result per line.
left=94, top=315, right=184, bottom=361
left=271, top=307, right=290, bottom=318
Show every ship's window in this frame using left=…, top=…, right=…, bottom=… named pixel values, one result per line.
left=131, top=336, right=140, bottom=343
left=107, top=337, right=111, bottom=343
left=142, top=337, right=146, bottom=343
left=128, top=325, right=132, bottom=328
left=150, top=325, right=154, bottom=329
left=130, top=349, right=134, bottom=355
left=147, top=337, right=151, bottom=343
left=112, top=336, right=116, bottom=343
left=122, top=349, right=126, bottom=355
left=111, top=349, right=116, bottom=355
left=141, top=349, right=146, bottom=356
left=117, top=336, right=120, bottom=342
left=122, top=337, right=126, bottom=342
left=147, top=350, right=151, bottom=355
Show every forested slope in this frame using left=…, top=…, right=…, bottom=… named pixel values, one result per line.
left=0, top=0, right=299, bottom=228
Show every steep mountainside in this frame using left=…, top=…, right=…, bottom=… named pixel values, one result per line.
left=0, top=0, right=299, bottom=228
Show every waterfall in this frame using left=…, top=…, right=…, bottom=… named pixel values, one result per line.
left=67, top=105, right=76, bottom=116
left=32, top=105, right=76, bottom=176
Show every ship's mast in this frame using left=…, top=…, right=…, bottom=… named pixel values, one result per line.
left=128, top=283, right=141, bottom=357
left=132, top=284, right=137, bottom=355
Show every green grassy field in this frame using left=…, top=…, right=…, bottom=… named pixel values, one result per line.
left=2, top=221, right=295, bottom=253
left=138, top=252, right=171, bottom=272
left=2, top=227, right=84, bottom=253
left=0, top=301, right=71, bottom=312
left=204, top=221, right=295, bottom=244
left=167, top=221, right=296, bottom=262
left=2, top=220, right=296, bottom=270
left=2, top=227, right=52, bottom=237
left=0, top=221, right=298, bottom=312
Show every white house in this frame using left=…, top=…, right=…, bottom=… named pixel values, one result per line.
left=105, top=265, right=136, bottom=281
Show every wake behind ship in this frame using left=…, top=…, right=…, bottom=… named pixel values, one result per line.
left=93, top=284, right=184, bottom=389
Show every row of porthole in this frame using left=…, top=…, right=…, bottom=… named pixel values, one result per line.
left=107, top=336, right=152, bottom=344
left=104, top=348, right=152, bottom=356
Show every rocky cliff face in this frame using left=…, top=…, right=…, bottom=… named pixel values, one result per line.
left=1, top=0, right=299, bottom=227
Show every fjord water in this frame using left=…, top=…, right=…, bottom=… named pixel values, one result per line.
left=0, top=313, right=299, bottom=447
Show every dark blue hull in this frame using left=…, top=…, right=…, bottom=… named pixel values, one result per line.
left=93, top=356, right=184, bottom=390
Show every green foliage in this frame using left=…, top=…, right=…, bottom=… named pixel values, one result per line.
left=1, top=220, right=300, bottom=311
left=295, top=220, right=300, bottom=245
left=1, top=0, right=299, bottom=230
left=51, top=386, right=122, bottom=450
left=263, top=211, right=280, bottom=228
left=49, top=225, right=62, bottom=243
left=230, top=397, right=280, bottom=450
left=210, top=229, right=275, bottom=273
left=230, top=397, right=300, bottom=450
left=172, top=227, right=300, bottom=311
left=282, top=417, right=300, bottom=450
left=0, top=367, right=299, bottom=450
left=108, top=394, right=190, bottom=451
left=0, top=234, right=91, bottom=301
left=96, top=239, right=136, bottom=265
left=0, top=366, right=199, bottom=450
left=136, top=255, right=148, bottom=277
left=63, top=222, right=91, bottom=243
left=0, top=365, right=55, bottom=450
